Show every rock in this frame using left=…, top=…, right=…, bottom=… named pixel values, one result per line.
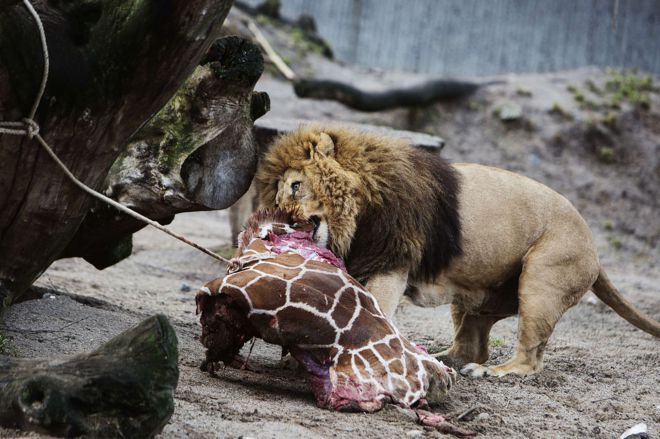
left=620, top=423, right=648, bottom=439
left=496, top=102, right=523, bottom=121
left=180, top=282, right=192, bottom=292
left=582, top=293, right=599, bottom=305
left=406, top=430, right=424, bottom=438
left=474, top=412, right=491, bottom=422
left=253, top=117, right=445, bottom=152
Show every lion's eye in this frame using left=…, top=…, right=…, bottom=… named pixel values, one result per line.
left=291, top=181, right=301, bottom=193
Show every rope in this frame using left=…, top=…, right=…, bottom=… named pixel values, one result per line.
left=0, top=0, right=231, bottom=264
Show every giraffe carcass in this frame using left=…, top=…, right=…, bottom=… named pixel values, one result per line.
left=196, top=209, right=473, bottom=436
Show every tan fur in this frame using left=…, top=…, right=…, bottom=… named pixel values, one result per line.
left=256, top=125, right=660, bottom=378
left=257, top=126, right=442, bottom=262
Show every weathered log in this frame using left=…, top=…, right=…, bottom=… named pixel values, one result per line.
left=0, top=314, right=179, bottom=438
left=226, top=118, right=446, bottom=242
left=253, top=117, right=446, bottom=152
left=0, top=0, right=233, bottom=307
left=61, top=36, right=269, bottom=269
left=293, top=78, right=480, bottom=112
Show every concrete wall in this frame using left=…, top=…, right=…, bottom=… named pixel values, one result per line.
left=244, top=0, right=660, bottom=76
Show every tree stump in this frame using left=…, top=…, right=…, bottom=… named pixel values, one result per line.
left=0, top=314, right=179, bottom=438
left=0, top=0, right=234, bottom=309
left=61, top=36, right=269, bottom=269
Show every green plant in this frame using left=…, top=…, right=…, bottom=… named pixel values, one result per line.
left=489, top=337, right=506, bottom=348
left=585, top=79, right=602, bottom=96
left=0, top=334, right=8, bottom=355
left=598, top=146, right=616, bottom=163
left=608, top=236, right=623, bottom=250
left=549, top=101, right=574, bottom=120
left=467, top=100, right=481, bottom=111
left=516, top=88, right=532, bottom=97
left=290, top=27, right=331, bottom=57
left=602, top=111, right=618, bottom=129
left=605, top=70, right=655, bottom=109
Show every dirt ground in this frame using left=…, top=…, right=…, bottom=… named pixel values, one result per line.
left=1, top=207, right=658, bottom=439
left=1, top=57, right=659, bottom=438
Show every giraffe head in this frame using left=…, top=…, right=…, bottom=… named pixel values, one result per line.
left=197, top=209, right=456, bottom=415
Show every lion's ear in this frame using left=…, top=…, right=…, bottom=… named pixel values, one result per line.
left=313, top=132, right=335, bottom=158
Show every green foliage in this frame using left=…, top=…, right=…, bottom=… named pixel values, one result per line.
left=597, top=146, right=616, bottom=163
left=467, top=100, right=482, bottom=111
left=605, top=70, right=654, bottom=109
left=255, top=13, right=281, bottom=27
left=0, top=333, right=8, bottom=355
left=516, top=88, right=533, bottom=97
left=489, top=337, right=506, bottom=348
left=257, top=13, right=332, bottom=59
left=549, top=101, right=574, bottom=120
left=601, top=111, right=618, bottom=129
left=567, top=70, right=655, bottom=112
left=585, top=79, right=603, bottom=96
left=608, top=236, right=623, bottom=250
left=290, top=27, right=332, bottom=57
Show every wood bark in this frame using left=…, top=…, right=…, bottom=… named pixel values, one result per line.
left=60, top=36, right=269, bottom=269
left=0, top=314, right=179, bottom=438
left=0, top=0, right=233, bottom=308
left=253, top=117, right=446, bottom=152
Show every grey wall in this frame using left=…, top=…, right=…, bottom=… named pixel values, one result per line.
left=244, top=0, right=660, bottom=76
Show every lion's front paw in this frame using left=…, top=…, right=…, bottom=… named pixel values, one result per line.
left=459, top=363, right=494, bottom=378
left=460, top=362, right=538, bottom=378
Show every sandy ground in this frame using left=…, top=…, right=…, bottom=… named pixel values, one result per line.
left=1, top=204, right=658, bottom=438
left=1, top=43, right=659, bottom=438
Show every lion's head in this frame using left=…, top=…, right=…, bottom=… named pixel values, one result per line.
left=256, top=126, right=368, bottom=257
left=257, top=125, right=461, bottom=284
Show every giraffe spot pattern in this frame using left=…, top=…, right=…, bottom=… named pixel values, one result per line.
left=200, top=217, right=454, bottom=410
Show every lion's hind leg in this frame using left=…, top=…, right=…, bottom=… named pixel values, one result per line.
left=461, top=245, right=598, bottom=378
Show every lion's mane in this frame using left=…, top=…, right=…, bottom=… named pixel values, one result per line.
left=256, top=125, right=462, bottom=283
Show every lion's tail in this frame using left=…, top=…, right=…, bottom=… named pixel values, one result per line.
left=592, top=268, right=660, bottom=338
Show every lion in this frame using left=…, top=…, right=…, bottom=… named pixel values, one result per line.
left=255, top=125, right=660, bottom=378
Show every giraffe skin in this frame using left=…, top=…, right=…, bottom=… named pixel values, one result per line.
left=196, top=209, right=475, bottom=437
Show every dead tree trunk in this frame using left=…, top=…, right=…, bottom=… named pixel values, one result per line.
left=293, top=78, right=481, bottom=112
left=0, top=314, right=179, bottom=438
left=0, top=0, right=233, bottom=308
left=60, top=36, right=269, bottom=269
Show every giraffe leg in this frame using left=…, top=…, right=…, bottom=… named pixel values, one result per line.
left=365, top=268, right=410, bottom=318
